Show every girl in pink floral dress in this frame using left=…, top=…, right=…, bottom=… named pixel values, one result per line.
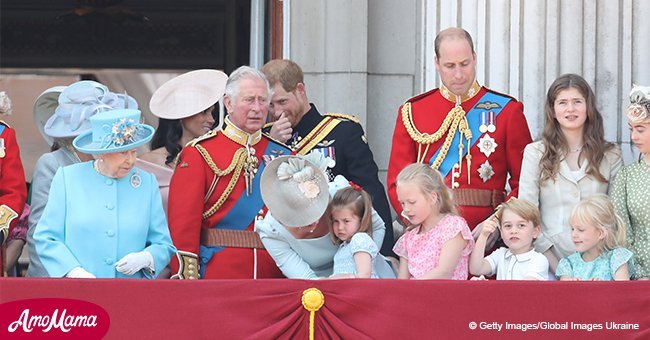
left=393, top=163, right=474, bottom=279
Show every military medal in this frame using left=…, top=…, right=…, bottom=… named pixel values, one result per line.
left=487, top=111, right=496, bottom=133
left=478, top=134, right=498, bottom=158
left=478, top=160, right=495, bottom=182
left=479, top=111, right=488, bottom=133
left=130, top=170, right=141, bottom=188
left=0, top=138, right=5, bottom=158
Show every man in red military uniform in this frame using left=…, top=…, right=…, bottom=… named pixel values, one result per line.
left=387, top=28, right=532, bottom=230
left=0, top=92, right=28, bottom=276
left=168, top=67, right=290, bottom=279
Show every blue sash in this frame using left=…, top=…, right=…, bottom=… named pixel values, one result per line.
left=429, top=92, right=512, bottom=177
left=0, top=125, right=5, bottom=135
left=199, top=140, right=288, bottom=274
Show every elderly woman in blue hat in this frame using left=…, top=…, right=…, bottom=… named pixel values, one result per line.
left=27, top=80, right=138, bottom=277
left=33, top=108, right=175, bottom=278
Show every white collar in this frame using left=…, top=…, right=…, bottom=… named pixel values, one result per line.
left=504, top=248, right=538, bottom=262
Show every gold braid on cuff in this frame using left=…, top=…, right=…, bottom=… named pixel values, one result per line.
left=0, top=204, right=19, bottom=245
left=170, top=251, right=200, bottom=280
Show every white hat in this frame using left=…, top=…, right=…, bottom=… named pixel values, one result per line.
left=149, top=69, right=228, bottom=120
left=260, top=155, right=329, bottom=227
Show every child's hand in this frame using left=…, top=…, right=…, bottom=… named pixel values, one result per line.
left=480, top=217, right=498, bottom=238
left=470, top=275, right=487, bottom=281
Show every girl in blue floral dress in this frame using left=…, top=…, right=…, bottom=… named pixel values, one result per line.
left=556, top=194, right=633, bottom=281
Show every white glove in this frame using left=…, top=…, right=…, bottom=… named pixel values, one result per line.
left=115, top=251, right=154, bottom=276
left=66, top=266, right=96, bottom=279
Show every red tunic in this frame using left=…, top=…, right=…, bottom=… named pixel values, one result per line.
left=0, top=123, right=27, bottom=275
left=387, top=85, right=532, bottom=230
left=168, top=125, right=290, bottom=279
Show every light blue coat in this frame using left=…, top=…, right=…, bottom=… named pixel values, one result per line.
left=34, top=161, right=175, bottom=278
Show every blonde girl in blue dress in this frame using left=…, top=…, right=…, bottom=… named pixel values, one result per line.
left=556, top=194, right=633, bottom=281
left=329, top=184, right=378, bottom=279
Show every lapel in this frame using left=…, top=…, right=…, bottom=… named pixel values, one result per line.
left=558, top=159, right=588, bottom=184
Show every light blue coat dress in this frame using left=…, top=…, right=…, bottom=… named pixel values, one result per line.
left=33, top=161, right=175, bottom=278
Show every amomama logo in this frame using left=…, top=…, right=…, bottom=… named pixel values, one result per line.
left=0, top=298, right=110, bottom=339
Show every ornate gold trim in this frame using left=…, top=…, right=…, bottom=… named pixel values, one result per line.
left=324, top=112, right=359, bottom=123
left=195, top=146, right=247, bottom=220
left=400, top=102, right=472, bottom=171
left=439, top=81, right=481, bottom=104
left=294, top=117, right=340, bottom=155
left=170, top=251, right=200, bottom=279
left=222, top=116, right=262, bottom=146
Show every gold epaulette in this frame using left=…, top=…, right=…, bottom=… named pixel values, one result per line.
left=170, top=251, right=199, bottom=280
left=186, top=129, right=218, bottom=147
left=324, top=112, right=359, bottom=123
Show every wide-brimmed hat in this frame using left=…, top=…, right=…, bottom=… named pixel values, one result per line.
left=33, top=81, right=138, bottom=146
left=260, top=155, right=329, bottom=227
left=73, top=109, right=154, bottom=154
left=149, top=69, right=228, bottom=120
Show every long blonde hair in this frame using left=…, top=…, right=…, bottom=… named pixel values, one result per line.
left=570, top=194, right=626, bottom=252
left=540, top=74, right=615, bottom=183
left=396, top=163, right=457, bottom=216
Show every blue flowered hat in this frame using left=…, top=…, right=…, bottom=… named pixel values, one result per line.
left=72, top=109, right=154, bottom=154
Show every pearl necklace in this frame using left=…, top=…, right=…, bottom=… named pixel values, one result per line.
left=93, top=159, right=115, bottom=178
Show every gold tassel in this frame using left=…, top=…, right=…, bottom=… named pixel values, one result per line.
left=302, top=288, right=325, bottom=340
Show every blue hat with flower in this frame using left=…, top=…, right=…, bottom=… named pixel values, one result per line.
left=72, top=109, right=154, bottom=154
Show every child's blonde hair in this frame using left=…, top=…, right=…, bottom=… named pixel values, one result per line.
left=396, top=163, right=457, bottom=215
left=496, top=198, right=541, bottom=228
left=330, top=185, right=373, bottom=244
left=570, top=194, right=626, bottom=251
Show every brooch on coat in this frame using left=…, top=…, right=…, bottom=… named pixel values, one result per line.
left=130, top=170, right=141, bottom=188
left=478, top=134, right=498, bottom=158
left=478, top=160, right=495, bottom=182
